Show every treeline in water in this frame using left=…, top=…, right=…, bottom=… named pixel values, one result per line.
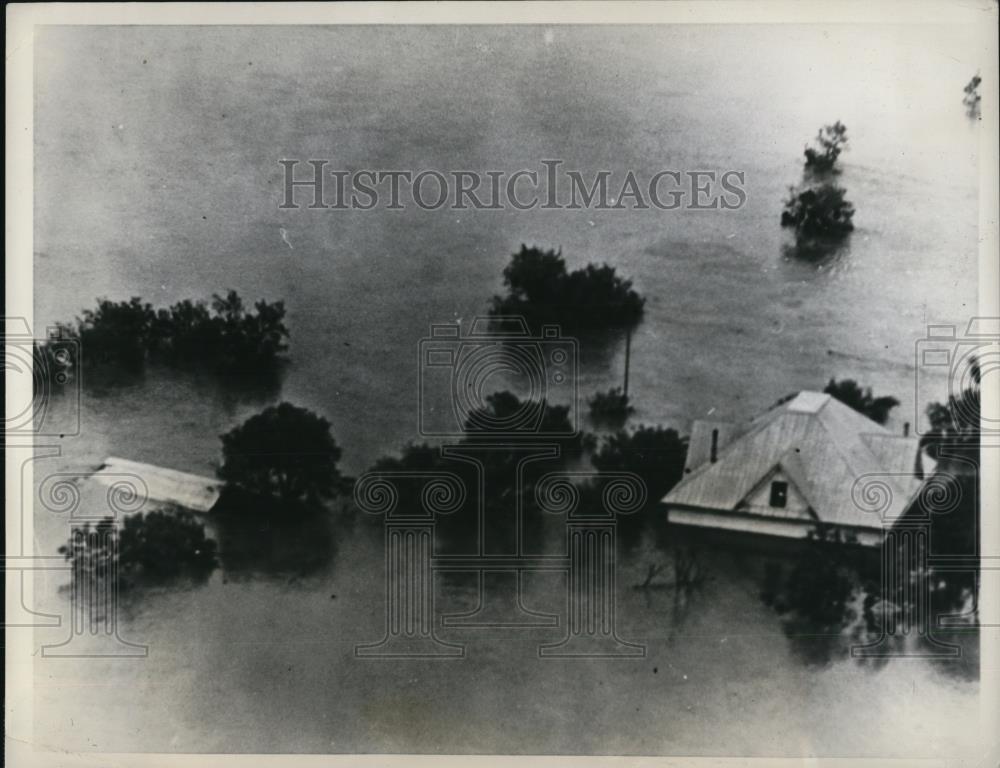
left=490, top=245, right=645, bottom=332
left=44, top=290, right=289, bottom=375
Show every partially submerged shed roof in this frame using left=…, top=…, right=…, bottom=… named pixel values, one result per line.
left=91, top=457, right=220, bottom=513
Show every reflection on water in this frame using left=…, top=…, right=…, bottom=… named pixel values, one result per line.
left=33, top=504, right=982, bottom=755
left=82, top=363, right=283, bottom=414
left=780, top=238, right=851, bottom=265
left=213, top=509, right=339, bottom=581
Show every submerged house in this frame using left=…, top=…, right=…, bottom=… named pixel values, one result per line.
left=661, top=391, right=925, bottom=547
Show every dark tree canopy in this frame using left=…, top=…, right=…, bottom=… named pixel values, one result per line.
left=369, top=390, right=592, bottom=551
left=48, top=290, right=289, bottom=375
left=887, top=363, right=984, bottom=623
left=803, top=121, right=849, bottom=173
left=588, top=387, right=635, bottom=428
left=79, top=297, right=157, bottom=370
left=777, top=524, right=863, bottom=639
left=823, top=379, right=900, bottom=425
left=963, top=74, right=982, bottom=117
left=915, top=363, right=981, bottom=581
left=218, top=402, right=342, bottom=508
left=58, top=511, right=217, bottom=590
left=490, top=245, right=645, bottom=332
left=920, top=357, right=981, bottom=465
left=781, top=184, right=855, bottom=242
left=591, top=425, right=688, bottom=506
left=460, top=390, right=589, bottom=451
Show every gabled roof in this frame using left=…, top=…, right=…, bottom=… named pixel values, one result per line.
left=663, top=392, right=923, bottom=530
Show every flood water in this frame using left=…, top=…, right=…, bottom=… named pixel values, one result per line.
left=30, top=25, right=985, bottom=755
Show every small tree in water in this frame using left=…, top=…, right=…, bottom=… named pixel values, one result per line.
left=781, top=183, right=855, bottom=252
left=803, top=121, right=848, bottom=173
left=963, top=74, right=981, bottom=118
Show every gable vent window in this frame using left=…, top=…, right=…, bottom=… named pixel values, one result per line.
left=769, top=481, right=788, bottom=509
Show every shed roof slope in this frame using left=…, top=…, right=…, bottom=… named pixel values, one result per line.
left=91, top=457, right=220, bottom=513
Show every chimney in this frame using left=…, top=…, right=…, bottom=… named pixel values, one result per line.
left=903, top=422, right=910, bottom=437
left=710, top=428, right=719, bottom=463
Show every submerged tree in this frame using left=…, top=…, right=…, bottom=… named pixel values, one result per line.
left=591, top=425, right=688, bottom=510
left=920, top=361, right=981, bottom=466
left=46, top=290, right=289, bottom=377
left=58, top=511, right=217, bottom=590
left=781, top=183, right=855, bottom=248
left=76, top=297, right=158, bottom=370
left=914, top=359, right=982, bottom=600
left=782, top=525, right=861, bottom=629
left=368, top=390, right=592, bottom=553
left=803, top=121, right=849, bottom=173
left=823, top=379, right=900, bottom=425
left=587, top=387, right=635, bottom=428
left=490, top=245, right=645, bottom=332
left=459, top=389, right=592, bottom=455
left=963, top=74, right=982, bottom=118
left=217, top=402, right=343, bottom=510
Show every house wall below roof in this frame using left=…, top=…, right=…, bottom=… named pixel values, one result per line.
left=665, top=506, right=884, bottom=548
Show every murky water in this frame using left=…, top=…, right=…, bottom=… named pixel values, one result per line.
left=30, top=25, right=984, bottom=755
